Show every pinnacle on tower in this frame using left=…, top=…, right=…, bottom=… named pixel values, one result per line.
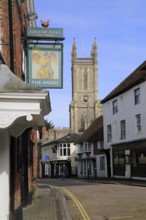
left=71, top=38, right=77, bottom=63
left=92, top=38, right=97, bottom=62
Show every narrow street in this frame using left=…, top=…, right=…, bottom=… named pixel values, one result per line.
left=35, top=178, right=146, bottom=220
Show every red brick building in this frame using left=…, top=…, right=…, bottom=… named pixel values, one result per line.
left=0, top=0, right=26, bottom=76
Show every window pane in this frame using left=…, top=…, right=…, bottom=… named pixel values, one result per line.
left=113, top=100, right=118, bottom=114
left=121, top=120, right=126, bottom=139
left=107, top=125, right=112, bottom=142
left=60, top=145, right=62, bottom=156
left=84, top=143, right=88, bottom=151
left=63, top=148, right=66, bottom=156
left=68, top=145, right=70, bottom=156
left=134, top=88, right=140, bottom=104
left=136, top=114, right=141, bottom=133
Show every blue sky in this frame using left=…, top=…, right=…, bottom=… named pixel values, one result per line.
left=35, top=0, right=146, bottom=128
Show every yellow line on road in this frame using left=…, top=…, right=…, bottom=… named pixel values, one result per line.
left=57, top=186, right=90, bottom=220
left=109, top=216, right=134, bottom=219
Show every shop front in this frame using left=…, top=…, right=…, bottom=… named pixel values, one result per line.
left=77, top=158, right=95, bottom=178
left=0, top=64, right=51, bottom=220
left=112, top=139, right=146, bottom=180
left=41, top=160, right=71, bottom=178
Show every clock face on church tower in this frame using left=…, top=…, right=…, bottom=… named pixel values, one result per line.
left=82, top=95, right=89, bottom=103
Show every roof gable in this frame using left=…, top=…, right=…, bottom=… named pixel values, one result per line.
left=101, top=60, right=146, bottom=103
left=75, top=115, right=103, bottom=144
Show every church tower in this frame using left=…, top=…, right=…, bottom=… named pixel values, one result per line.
left=69, top=39, right=102, bottom=133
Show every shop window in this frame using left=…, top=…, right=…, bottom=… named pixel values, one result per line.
left=88, top=161, right=92, bottom=175
left=132, top=151, right=146, bottom=166
left=80, top=161, right=83, bottom=174
left=113, top=151, right=125, bottom=165
left=100, top=156, right=105, bottom=170
left=138, top=153, right=146, bottom=165
left=83, top=161, right=87, bottom=175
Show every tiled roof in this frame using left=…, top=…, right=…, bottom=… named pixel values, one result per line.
left=41, top=133, right=81, bottom=146
left=53, top=133, right=81, bottom=143
left=75, top=115, right=103, bottom=144
left=101, top=60, right=146, bottom=103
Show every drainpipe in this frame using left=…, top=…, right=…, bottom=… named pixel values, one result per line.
left=8, top=0, right=14, bottom=72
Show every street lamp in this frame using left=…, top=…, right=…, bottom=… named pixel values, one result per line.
left=66, top=133, right=71, bottom=158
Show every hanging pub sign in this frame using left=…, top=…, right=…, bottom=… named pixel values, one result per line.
left=27, top=43, right=63, bottom=88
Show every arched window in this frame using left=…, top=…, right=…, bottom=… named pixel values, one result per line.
left=84, top=69, right=88, bottom=90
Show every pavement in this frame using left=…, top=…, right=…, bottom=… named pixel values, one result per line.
left=23, top=178, right=146, bottom=220
left=23, top=183, right=72, bottom=220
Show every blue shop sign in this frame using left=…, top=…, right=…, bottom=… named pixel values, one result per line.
left=44, top=155, right=49, bottom=161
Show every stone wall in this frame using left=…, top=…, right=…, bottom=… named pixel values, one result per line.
left=42, top=127, right=72, bottom=141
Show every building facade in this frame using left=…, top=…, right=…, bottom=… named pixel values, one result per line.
left=40, top=133, right=80, bottom=178
left=0, top=1, right=51, bottom=220
left=101, top=61, right=146, bottom=180
left=75, top=115, right=109, bottom=178
left=69, top=39, right=102, bottom=133
left=0, top=0, right=36, bottom=79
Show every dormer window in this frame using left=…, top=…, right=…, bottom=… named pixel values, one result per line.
left=84, top=142, right=91, bottom=152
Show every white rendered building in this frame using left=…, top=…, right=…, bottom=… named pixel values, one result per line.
left=0, top=65, right=51, bottom=220
left=75, top=115, right=109, bottom=178
left=40, top=133, right=80, bottom=178
left=101, top=61, right=146, bottom=180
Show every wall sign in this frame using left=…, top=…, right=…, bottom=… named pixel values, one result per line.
left=44, top=155, right=49, bottom=161
left=27, top=27, right=63, bottom=39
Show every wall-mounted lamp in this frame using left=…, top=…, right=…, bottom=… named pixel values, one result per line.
left=24, top=12, right=38, bottom=20
left=65, top=133, right=71, bottom=143
left=52, top=145, right=57, bottom=153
